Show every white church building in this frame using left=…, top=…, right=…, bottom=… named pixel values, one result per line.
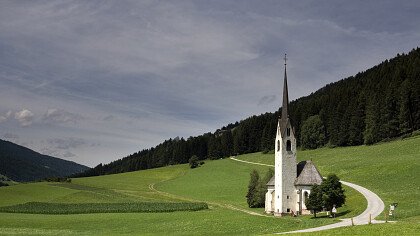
left=265, top=55, right=323, bottom=216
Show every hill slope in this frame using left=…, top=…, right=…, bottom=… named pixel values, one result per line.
left=78, top=48, right=420, bottom=177
left=0, top=137, right=419, bottom=235
left=0, top=139, right=89, bottom=182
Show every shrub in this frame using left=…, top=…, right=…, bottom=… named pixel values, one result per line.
left=189, top=155, right=199, bottom=169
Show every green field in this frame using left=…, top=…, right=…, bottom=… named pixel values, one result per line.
left=0, top=136, right=419, bottom=235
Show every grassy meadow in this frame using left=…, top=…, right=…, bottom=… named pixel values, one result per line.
left=0, top=136, right=419, bottom=235
left=237, top=136, right=420, bottom=235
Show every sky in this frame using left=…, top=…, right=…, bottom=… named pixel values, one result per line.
left=1, top=0, right=419, bottom=167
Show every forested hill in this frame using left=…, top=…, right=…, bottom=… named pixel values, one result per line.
left=77, top=47, right=420, bottom=177
left=0, top=140, right=89, bottom=182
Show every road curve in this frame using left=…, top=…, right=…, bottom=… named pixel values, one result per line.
left=229, top=157, right=386, bottom=234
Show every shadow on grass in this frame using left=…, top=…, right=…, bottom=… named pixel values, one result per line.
left=309, top=210, right=352, bottom=219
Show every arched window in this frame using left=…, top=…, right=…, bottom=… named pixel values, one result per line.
left=286, top=140, right=291, bottom=151
left=287, top=128, right=290, bottom=137
left=277, top=140, right=280, bottom=152
left=303, top=191, right=309, bottom=204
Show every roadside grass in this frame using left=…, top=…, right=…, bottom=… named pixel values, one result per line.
left=292, top=216, right=420, bottom=236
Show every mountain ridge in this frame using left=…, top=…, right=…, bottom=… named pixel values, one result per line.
left=0, top=139, right=89, bottom=182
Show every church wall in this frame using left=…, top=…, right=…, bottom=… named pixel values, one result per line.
left=274, top=121, right=297, bottom=215
left=296, top=185, right=312, bottom=214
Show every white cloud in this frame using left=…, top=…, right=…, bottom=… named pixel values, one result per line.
left=0, top=110, right=12, bottom=123
left=14, top=109, right=34, bottom=127
left=43, top=108, right=83, bottom=124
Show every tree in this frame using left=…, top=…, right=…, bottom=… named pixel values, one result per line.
left=246, top=169, right=274, bottom=208
left=321, top=174, right=346, bottom=213
left=257, top=168, right=274, bottom=206
left=300, top=115, right=326, bottom=149
left=305, top=184, right=323, bottom=218
left=188, top=155, right=199, bottom=169
left=246, top=170, right=263, bottom=208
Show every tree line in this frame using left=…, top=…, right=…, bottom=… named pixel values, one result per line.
left=75, top=48, right=420, bottom=177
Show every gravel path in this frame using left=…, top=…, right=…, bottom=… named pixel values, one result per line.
left=229, top=157, right=386, bottom=234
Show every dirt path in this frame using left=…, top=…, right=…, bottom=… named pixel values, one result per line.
left=229, top=157, right=387, bottom=234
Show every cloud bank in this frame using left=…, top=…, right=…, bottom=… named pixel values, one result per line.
left=0, top=0, right=419, bottom=166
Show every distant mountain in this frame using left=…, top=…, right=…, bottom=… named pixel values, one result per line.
left=0, top=139, right=89, bottom=182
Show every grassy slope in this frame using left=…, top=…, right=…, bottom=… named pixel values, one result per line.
left=0, top=137, right=418, bottom=235
left=237, top=136, right=420, bottom=235
left=0, top=161, right=339, bottom=235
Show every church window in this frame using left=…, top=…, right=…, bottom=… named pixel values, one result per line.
left=286, top=208, right=290, bottom=213
left=286, top=195, right=290, bottom=199
left=287, top=128, right=290, bottom=137
left=286, top=140, right=292, bottom=151
left=277, top=140, right=280, bottom=152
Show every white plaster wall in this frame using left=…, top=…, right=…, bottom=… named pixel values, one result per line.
left=274, top=120, right=297, bottom=215
left=265, top=189, right=274, bottom=213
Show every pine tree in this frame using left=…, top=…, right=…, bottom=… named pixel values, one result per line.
left=321, top=174, right=346, bottom=213
left=305, top=184, right=323, bottom=218
left=246, top=170, right=261, bottom=208
left=300, top=115, right=326, bottom=149
left=364, top=94, right=381, bottom=145
left=399, top=79, right=414, bottom=134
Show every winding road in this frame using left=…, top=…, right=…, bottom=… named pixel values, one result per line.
left=229, top=157, right=386, bottom=234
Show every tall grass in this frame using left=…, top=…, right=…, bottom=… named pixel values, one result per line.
left=0, top=202, right=208, bottom=214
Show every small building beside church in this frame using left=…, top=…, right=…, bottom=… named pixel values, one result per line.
left=265, top=55, right=323, bottom=216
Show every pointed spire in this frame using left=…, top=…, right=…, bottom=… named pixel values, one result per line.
left=281, top=54, right=289, bottom=120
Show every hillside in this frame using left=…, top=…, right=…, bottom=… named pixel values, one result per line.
left=0, top=139, right=89, bottom=182
left=78, top=47, right=420, bottom=177
left=0, top=137, right=418, bottom=235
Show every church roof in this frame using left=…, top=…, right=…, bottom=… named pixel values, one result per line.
left=265, top=161, right=323, bottom=187
left=294, top=160, right=323, bottom=186
left=279, top=54, right=293, bottom=136
left=266, top=176, right=275, bottom=186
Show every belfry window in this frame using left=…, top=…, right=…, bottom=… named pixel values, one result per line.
left=286, top=140, right=291, bottom=151
left=287, top=128, right=290, bottom=137
left=277, top=140, right=280, bottom=152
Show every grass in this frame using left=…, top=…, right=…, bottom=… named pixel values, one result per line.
left=0, top=202, right=208, bottom=214
left=238, top=136, right=420, bottom=235
left=0, top=136, right=418, bottom=235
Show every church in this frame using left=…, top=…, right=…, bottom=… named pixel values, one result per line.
left=265, top=55, right=323, bottom=216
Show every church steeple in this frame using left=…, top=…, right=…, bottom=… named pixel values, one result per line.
left=281, top=54, right=289, bottom=120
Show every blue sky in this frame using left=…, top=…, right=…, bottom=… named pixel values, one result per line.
left=1, top=0, right=419, bottom=167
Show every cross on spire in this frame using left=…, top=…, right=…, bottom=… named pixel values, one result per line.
left=284, top=54, right=287, bottom=66
left=281, top=53, right=289, bottom=122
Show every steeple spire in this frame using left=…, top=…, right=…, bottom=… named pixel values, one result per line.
left=281, top=54, right=289, bottom=120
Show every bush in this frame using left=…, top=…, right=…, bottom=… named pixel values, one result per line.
left=189, top=155, right=199, bottom=169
